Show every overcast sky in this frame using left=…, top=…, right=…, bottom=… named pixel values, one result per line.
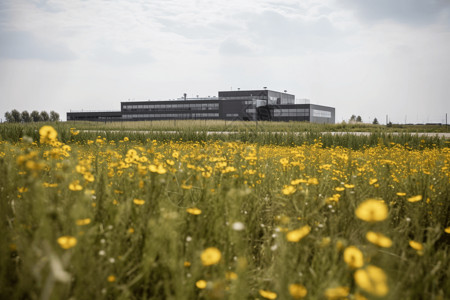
left=1, top=0, right=449, bottom=123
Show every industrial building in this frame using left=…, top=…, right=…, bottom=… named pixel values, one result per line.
left=67, top=89, right=335, bottom=123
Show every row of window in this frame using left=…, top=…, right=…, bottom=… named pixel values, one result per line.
left=123, top=103, right=219, bottom=111
left=123, top=113, right=220, bottom=119
left=312, top=109, right=332, bottom=118
left=274, top=109, right=310, bottom=117
left=220, top=96, right=268, bottom=100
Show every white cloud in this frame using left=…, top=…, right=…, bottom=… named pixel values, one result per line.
left=0, top=0, right=449, bottom=123
left=339, top=0, right=450, bottom=26
left=0, top=30, right=76, bottom=61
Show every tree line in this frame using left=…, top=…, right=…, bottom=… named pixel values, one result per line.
left=4, top=109, right=60, bottom=123
left=349, top=115, right=379, bottom=125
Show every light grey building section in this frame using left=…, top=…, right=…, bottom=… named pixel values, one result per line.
left=67, top=89, right=335, bottom=123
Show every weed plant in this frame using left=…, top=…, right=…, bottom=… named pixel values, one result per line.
left=0, top=124, right=449, bottom=299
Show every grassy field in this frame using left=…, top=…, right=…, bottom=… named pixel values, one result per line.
left=0, top=122, right=448, bottom=150
left=1, top=122, right=449, bottom=299
left=61, top=120, right=450, bottom=133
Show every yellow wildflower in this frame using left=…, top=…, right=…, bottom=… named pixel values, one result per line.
left=343, top=246, right=364, bottom=268
left=39, top=125, right=58, bottom=144
left=76, top=218, right=91, bottom=226
left=69, top=180, right=83, bottom=191
left=286, top=225, right=311, bottom=242
left=407, top=195, right=422, bottom=203
left=259, top=289, right=277, bottom=299
left=369, top=178, right=378, bottom=185
left=84, top=173, right=95, bottom=182
left=445, top=227, right=450, bottom=234
left=181, top=183, right=193, bottom=190
left=354, top=292, right=368, bottom=300
left=409, top=240, right=423, bottom=251
left=186, top=207, right=202, bottom=215
left=326, top=194, right=341, bottom=203
left=70, top=128, right=80, bottom=135
left=200, top=247, right=221, bottom=266
left=354, top=265, right=389, bottom=296
left=107, top=275, right=116, bottom=282
left=282, top=185, right=296, bottom=195
left=57, top=236, right=77, bottom=249
left=291, top=179, right=307, bottom=185
left=196, top=280, right=207, bottom=289
left=226, top=271, right=238, bottom=280
left=307, top=178, right=319, bottom=185
left=133, top=199, right=145, bottom=205
left=366, top=231, right=392, bottom=248
left=396, top=192, right=406, bottom=196
left=289, top=283, right=307, bottom=299
left=324, top=286, right=349, bottom=300
left=149, top=164, right=167, bottom=174
left=355, top=199, right=388, bottom=222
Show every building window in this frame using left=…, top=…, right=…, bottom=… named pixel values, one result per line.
left=312, top=109, right=331, bottom=118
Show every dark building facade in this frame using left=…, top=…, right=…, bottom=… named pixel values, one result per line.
left=67, top=89, right=335, bottom=123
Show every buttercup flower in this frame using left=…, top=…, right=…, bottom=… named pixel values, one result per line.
left=186, top=207, right=202, bottom=215
left=133, top=199, right=145, bottom=205
left=407, top=195, right=422, bottom=203
left=39, top=125, right=58, bottom=144
left=409, top=240, right=423, bottom=251
left=289, top=283, right=307, bottom=299
left=201, top=247, right=221, bottom=266
left=286, top=225, right=311, bottom=242
left=196, top=280, right=207, bottom=289
left=324, top=286, right=349, bottom=300
left=259, top=289, right=277, bottom=299
left=76, top=218, right=91, bottom=226
left=57, top=236, right=77, bottom=249
left=366, top=231, right=392, bottom=248
left=355, top=199, right=388, bottom=222
left=354, top=265, right=389, bottom=296
left=226, top=271, right=238, bottom=280
left=282, top=185, right=296, bottom=195
left=69, top=180, right=83, bottom=191
left=343, top=246, right=364, bottom=268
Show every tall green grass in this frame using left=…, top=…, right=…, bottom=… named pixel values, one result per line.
left=1, top=124, right=449, bottom=299
left=0, top=122, right=448, bottom=150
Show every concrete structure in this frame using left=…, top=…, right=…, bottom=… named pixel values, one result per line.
left=67, top=89, right=335, bottom=123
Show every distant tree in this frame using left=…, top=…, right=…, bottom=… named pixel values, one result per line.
left=372, top=118, right=379, bottom=125
left=356, top=115, right=362, bottom=123
left=50, top=111, right=60, bottom=122
left=21, top=110, right=32, bottom=123
left=31, top=110, right=42, bottom=122
left=387, top=121, right=393, bottom=127
left=349, top=115, right=356, bottom=123
left=11, top=109, right=21, bottom=123
left=4, top=112, right=14, bottom=123
left=40, top=111, right=50, bottom=121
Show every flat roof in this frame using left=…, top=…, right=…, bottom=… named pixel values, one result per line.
left=218, top=89, right=294, bottom=95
